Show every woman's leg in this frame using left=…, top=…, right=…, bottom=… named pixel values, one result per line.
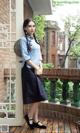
left=24, top=102, right=47, bottom=129
left=23, top=102, right=39, bottom=129
left=28, top=102, right=39, bottom=121
left=33, top=102, right=39, bottom=122
left=31, top=102, right=47, bottom=129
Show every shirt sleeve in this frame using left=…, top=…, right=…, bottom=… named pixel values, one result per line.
left=20, top=38, right=31, bottom=61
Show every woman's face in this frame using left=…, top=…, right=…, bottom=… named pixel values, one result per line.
left=25, top=21, right=36, bottom=36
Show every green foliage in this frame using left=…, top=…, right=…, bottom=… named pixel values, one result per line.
left=44, top=78, right=63, bottom=102
left=52, top=0, right=80, bottom=6
left=56, top=79, right=63, bottom=101
left=68, top=81, right=73, bottom=101
left=43, top=63, right=54, bottom=69
left=44, top=79, right=52, bottom=101
left=56, top=80, right=74, bottom=103
left=61, top=16, right=80, bottom=66
left=52, top=0, right=60, bottom=6
left=64, top=16, right=80, bottom=39
left=33, top=15, right=45, bottom=41
left=70, top=44, right=80, bottom=57
left=44, top=78, right=74, bottom=103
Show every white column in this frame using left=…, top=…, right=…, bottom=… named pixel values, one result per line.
left=15, top=0, right=24, bottom=125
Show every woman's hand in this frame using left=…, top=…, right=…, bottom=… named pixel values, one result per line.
left=27, top=60, right=43, bottom=75
left=35, top=66, right=43, bottom=75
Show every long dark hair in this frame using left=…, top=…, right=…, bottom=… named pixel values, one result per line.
left=23, top=18, right=39, bottom=51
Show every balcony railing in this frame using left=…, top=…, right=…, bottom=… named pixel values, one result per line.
left=42, top=68, right=80, bottom=107
left=4, top=68, right=80, bottom=107
left=4, top=68, right=80, bottom=122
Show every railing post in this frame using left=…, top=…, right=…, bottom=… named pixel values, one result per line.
left=50, top=79, right=57, bottom=102
left=61, top=80, right=69, bottom=104
left=72, top=80, right=80, bottom=107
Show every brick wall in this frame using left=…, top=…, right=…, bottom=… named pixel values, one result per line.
left=0, top=0, right=10, bottom=24
left=0, top=0, right=10, bottom=102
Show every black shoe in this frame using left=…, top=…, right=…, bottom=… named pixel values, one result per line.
left=33, top=121, right=47, bottom=129
left=24, top=114, right=34, bottom=129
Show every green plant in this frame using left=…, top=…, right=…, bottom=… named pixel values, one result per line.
left=56, top=79, right=63, bottom=102
left=33, top=15, right=45, bottom=41
left=44, top=79, right=52, bottom=101
left=43, top=63, right=54, bottom=69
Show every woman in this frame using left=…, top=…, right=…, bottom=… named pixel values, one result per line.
left=20, top=18, right=47, bottom=129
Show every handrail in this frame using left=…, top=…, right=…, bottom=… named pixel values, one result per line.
left=42, top=68, right=80, bottom=80
left=42, top=68, right=80, bottom=107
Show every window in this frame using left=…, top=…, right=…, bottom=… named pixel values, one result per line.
left=51, top=31, right=55, bottom=47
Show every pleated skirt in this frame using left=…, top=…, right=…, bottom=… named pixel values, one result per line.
left=21, top=62, right=47, bottom=104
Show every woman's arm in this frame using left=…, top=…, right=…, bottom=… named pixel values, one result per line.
left=27, top=60, right=42, bottom=75
left=27, top=60, right=39, bottom=70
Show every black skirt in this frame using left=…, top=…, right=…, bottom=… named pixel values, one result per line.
left=21, top=62, right=47, bottom=104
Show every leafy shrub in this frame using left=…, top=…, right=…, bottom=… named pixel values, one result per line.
left=44, top=79, right=52, bottom=101
left=43, top=63, right=54, bottom=69
left=56, top=79, right=63, bottom=102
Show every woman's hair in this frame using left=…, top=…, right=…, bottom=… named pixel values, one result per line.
left=23, top=18, right=39, bottom=51
left=23, top=18, right=33, bottom=33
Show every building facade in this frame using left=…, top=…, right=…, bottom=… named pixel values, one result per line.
left=42, top=20, right=60, bottom=67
